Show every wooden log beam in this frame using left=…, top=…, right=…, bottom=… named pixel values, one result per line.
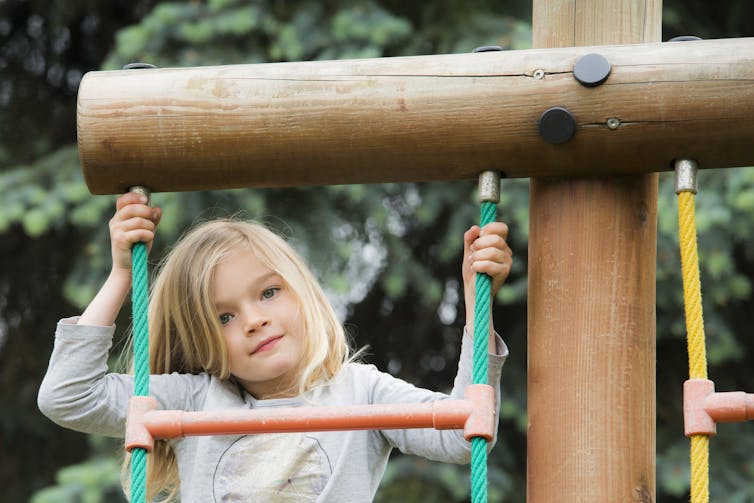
left=77, top=37, right=754, bottom=194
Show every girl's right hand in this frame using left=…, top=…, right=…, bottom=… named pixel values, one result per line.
left=109, top=192, right=162, bottom=274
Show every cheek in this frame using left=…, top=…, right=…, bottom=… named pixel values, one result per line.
left=222, top=331, right=243, bottom=360
left=291, top=315, right=307, bottom=345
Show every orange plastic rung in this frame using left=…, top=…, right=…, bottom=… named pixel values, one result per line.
left=683, top=379, right=754, bottom=436
left=705, top=391, right=754, bottom=422
left=462, top=384, right=496, bottom=442
left=125, top=396, right=158, bottom=452
left=125, top=385, right=496, bottom=446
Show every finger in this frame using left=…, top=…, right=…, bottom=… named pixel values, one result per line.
left=151, top=207, right=162, bottom=227
left=119, top=229, right=156, bottom=246
left=464, top=225, right=480, bottom=248
left=463, top=226, right=481, bottom=262
left=471, top=260, right=512, bottom=283
left=116, top=216, right=157, bottom=234
left=469, top=248, right=513, bottom=267
left=470, top=241, right=512, bottom=267
left=116, top=203, right=155, bottom=221
left=471, top=233, right=507, bottom=251
left=479, top=221, right=509, bottom=240
left=116, top=191, right=149, bottom=210
left=110, top=206, right=156, bottom=233
left=470, top=247, right=510, bottom=265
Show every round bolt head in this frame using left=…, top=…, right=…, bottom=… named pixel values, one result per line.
left=122, top=62, right=157, bottom=70
left=538, top=107, right=577, bottom=144
left=472, top=45, right=503, bottom=53
left=669, top=35, right=702, bottom=42
left=573, top=53, right=611, bottom=87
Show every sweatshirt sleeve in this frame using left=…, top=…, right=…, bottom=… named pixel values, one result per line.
left=368, top=329, right=508, bottom=464
left=38, top=317, right=210, bottom=438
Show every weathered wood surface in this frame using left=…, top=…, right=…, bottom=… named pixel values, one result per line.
left=527, top=0, right=658, bottom=502
left=77, top=37, right=754, bottom=193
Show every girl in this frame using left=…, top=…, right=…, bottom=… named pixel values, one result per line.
left=38, top=191, right=512, bottom=502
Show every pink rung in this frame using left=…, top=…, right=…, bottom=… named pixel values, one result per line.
left=125, top=385, right=495, bottom=451
left=125, top=396, right=159, bottom=452
left=462, top=384, right=495, bottom=441
left=683, top=379, right=754, bottom=436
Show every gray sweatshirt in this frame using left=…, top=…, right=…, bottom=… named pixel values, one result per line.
left=38, top=318, right=507, bottom=502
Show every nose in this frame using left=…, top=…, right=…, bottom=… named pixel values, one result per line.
left=241, top=305, right=269, bottom=334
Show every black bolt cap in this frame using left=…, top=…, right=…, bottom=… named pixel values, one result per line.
left=538, top=107, right=577, bottom=144
left=472, top=45, right=503, bottom=53
left=669, top=36, right=702, bottom=42
left=573, top=53, right=611, bottom=87
left=122, top=63, right=157, bottom=70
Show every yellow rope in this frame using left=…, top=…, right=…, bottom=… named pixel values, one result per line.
left=678, top=192, right=708, bottom=380
left=677, top=190, right=709, bottom=503
left=690, top=436, right=709, bottom=503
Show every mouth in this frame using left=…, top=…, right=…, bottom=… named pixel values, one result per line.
left=251, top=335, right=283, bottom=355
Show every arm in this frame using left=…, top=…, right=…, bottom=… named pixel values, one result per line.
left=365, top=331, right=507, bottom=463
left=38, top=192, right=164, bottom=434
left=38, top=320, right=131, bottom=436
left=375, top=221, right=512, bottom=462
left=79, top=192, right=162, bottom=326
left=38, top=319, right=210, bottom=437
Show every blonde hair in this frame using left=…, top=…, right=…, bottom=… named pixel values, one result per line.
left=123, top=219, right=352, bottom=501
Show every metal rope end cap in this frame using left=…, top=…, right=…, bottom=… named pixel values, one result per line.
left=129, top=186, right=152, bottom=204
left=674, top=159, right=698, bottom=194
left=478, top=171, right=501, bottom=203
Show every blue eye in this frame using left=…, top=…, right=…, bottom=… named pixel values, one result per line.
left=219, top=313, right=233, bottom=325
left=261, top=287, right=280, bottom=300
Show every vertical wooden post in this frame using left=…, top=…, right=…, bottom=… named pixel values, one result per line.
left=527, top=1, right=659, bottom=502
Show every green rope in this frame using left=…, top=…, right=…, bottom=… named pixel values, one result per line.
left=131, top=241, right=150, bottom=503
left=471, top=201, right=496, bottom=503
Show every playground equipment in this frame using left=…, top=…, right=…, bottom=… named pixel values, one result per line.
left=76, top=0, right=754, bottom=501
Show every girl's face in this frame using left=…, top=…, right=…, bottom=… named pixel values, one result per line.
left=212, top=247, right=305, bottom=399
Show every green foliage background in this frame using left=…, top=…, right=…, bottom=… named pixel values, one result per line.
left=1, top=0, right=753, bottom=501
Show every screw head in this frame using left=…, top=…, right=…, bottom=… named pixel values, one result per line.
left=533, top=69, right=545, bottom=80
left=573, top=53, right=611, bottom=87
left=538, top=107, right=577, bottom=144
left=606, top=118, right=621, bottom=130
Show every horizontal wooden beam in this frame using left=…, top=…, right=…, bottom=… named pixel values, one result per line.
left=77, top=38, right=754, bottom=194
